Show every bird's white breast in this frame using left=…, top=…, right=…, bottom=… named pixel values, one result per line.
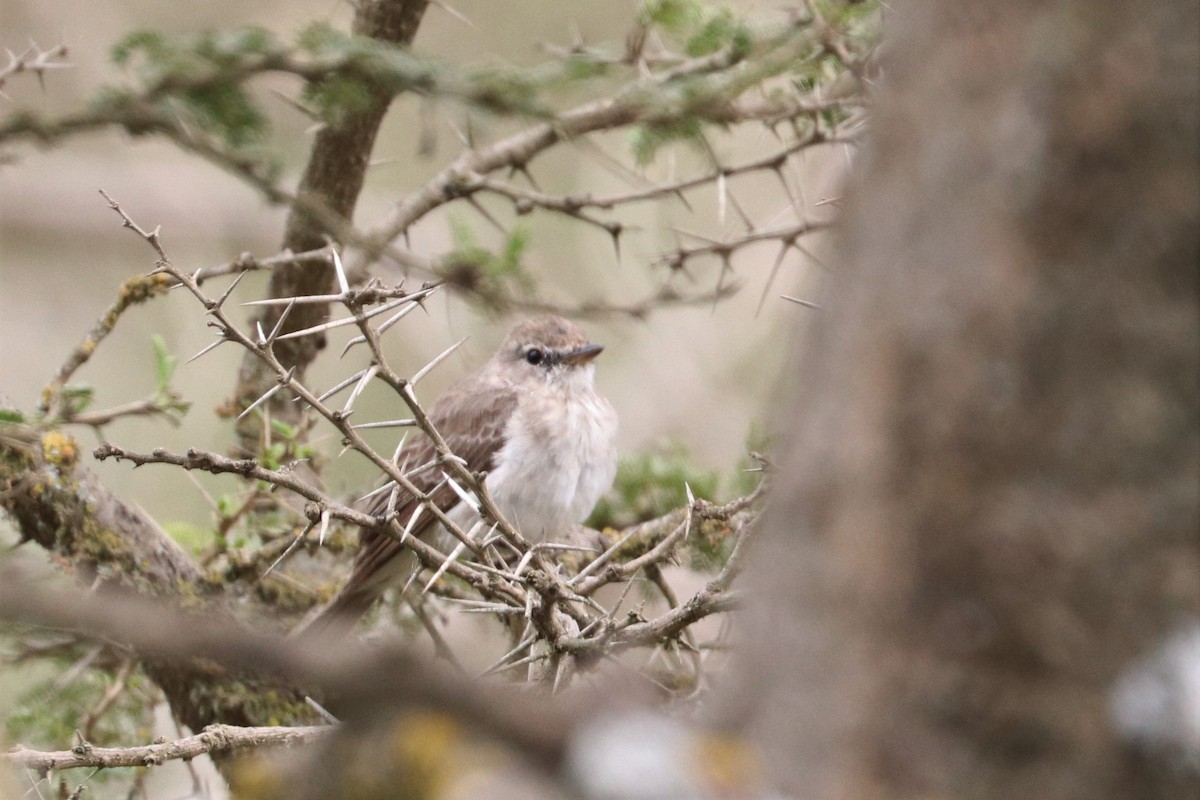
left=485, top=366, right=618, bottom=542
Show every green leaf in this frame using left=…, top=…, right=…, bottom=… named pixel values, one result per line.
left=296, top=21, right=343, bottom=52
left=150, top=333, right=177, bottom=390
left=689, top=11, right=751, bottom=58
left=216, top=494, right=237, bottom=518
left=585, top=441, right=720, bottom=530
left=59, top=385, right=95, bottom=415
left=270, top=418, right=299, bottom=440
left=111, top=30, right=167, bottom=66
left=162, top=521, right=214, bottom=555
left=0, top=408, right=25, bottom=424
left=639, top=0, right=703, bottom=31
left=629, top=117, right=702, bottom=165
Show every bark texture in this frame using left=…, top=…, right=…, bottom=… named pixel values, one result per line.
left=730, top=0, right=1200, bottom=797
left=0, top=425, right=315, bottom=743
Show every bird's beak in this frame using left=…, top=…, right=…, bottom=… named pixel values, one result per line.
left=561, top=343, right=604, bottom=365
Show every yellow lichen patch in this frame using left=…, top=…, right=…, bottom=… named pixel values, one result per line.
left=41, top=430, right=78, bottom=467
left=692, top=731, right=763, bottom=796
left=391, top=712, right=461, bottom=797
left=117, top=272, right=172, bottom=305
left=228, top=755, right=287, bottom=800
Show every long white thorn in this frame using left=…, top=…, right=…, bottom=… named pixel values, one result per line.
left=341, top=300, right=424, bottom=357
left=391, top=433, right=409, bottom=464
left=261, top=521, right=315, bottom=579
left=315, top=367, right=370, bottom=403
left=514, top=544, right=538, bottom=577
left=423, top=539, right=467, bottom=594
left=411, top=337, right=467, bottom=385
left=274, top=297, right=409, bottom=342
left=185, top=337, right=227, bottom=364
left=342, top=364, right=379, bottom=414
left=400, top=502, right=426, bottom=544
left=356, top=480, right=396, bottom=505
left=350, top=418, right=417, bottom=430
left=264, top=299, right=297, bottom=343
left=442, top=472, right=480, bottom=514
left=238, top=380, right=285, bottom=420
left=331, top=248, right=350, bottom=295
left=318, top=507, right=331, bottom=546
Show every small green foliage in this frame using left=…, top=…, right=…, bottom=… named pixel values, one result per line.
left=150, top=334, right=177, bottom=391
left=163, top=520, right=215, bottom=555
left=629, top=117, right=703, bottom=166
left=442, top=218, right=534, bottom=307
left=195, top=26, right=278, bottom=64
left=298, top=23, right=434, bottom=123
left=818, top=0, right=882, bottom=29
left=684, top=8, right=750, bottom=58
left=586, top=432, right=768, bottom=572
left=148, top=335, right=191, bottom=422
left=303, top=74, right=377, bottom=122
left=261, top=442, right=288, bottom=471
left=111, top=28, right=277, bottom=148
left=498, top=225, right=532, bottom=277
left=562, top=54, right=613, bottom=82
left=268, top=418, right=298, bottom=440
left=0, top=408, right=24, bottom=424
left=187, top=82, right=266, bottom=148
left=6, top=662, right=157, bottom=762
left=215, top=494, right=236, bottom=519
left=111, top=30, right=168, bottom=67
left=639, top=0, right=704, bottom=31
left=464, top=67, right=542, bottom=116
left=57, top=385, right=95, bottom=416
left=639, top=1, right=749, bottom=59
left=586, top=441, right=720, bottom=531
left=266, top=418, right=315, bottom=465
left=296, top=21, right=358, bottom=54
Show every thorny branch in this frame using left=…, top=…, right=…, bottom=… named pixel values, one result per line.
left=0, top=42, right=71, bottom=96
left=7, top=724, right=330, bottom=772
left=1, top=11, right=868, bottom=318
left=88, top=192, right=765, bottom=685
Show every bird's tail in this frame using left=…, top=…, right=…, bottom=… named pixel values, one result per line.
left=289, top=584, right=378, bottom=640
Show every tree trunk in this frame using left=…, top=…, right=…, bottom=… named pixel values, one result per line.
left=233, top=0, right=430, bottom=454
left=727, top=0, right=1200, bottom=797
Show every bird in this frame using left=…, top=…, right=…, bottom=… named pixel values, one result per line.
left=299, top=315, right=618, bottom=636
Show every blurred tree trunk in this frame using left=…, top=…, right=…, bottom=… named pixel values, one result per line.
left=728, top=0, right=1199, bottom=797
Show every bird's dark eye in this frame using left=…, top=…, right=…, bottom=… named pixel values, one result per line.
left=524, top=348, right=544, bottom=365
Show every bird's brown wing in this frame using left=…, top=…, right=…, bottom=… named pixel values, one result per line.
left=312, top=375, right=520, bottom=628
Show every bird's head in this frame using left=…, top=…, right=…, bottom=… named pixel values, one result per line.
left=495, top=315, right=604, bottom=386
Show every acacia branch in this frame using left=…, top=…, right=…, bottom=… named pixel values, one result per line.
left=356, top=18, right=829, bottom=261
left=0, top=42, right=71, bottom=93
left=38, top=272, right=174, bottom=417
left=6, top=724, right=330, bottom=773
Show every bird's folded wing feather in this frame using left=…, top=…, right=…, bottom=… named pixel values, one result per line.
left=344, top=375, right=520, bottom=592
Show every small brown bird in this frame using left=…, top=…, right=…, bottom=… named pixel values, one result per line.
left=302, top=315, right=618, bottom=634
